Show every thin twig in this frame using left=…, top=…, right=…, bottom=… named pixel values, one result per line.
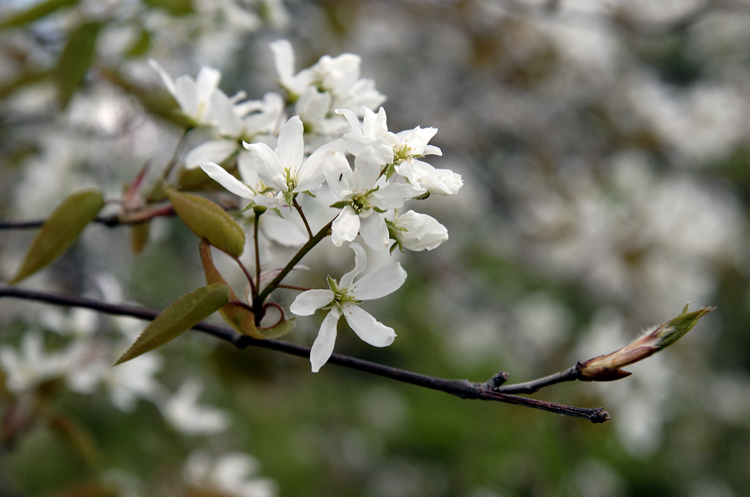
left=493, top=365, right=580, bottom=394
left=0, top=286, right=610, bottom=423
left=255, top=219, right=335, bottom=305
left=234, top=257, right=256, bottom=298
left=292, top=198, right=313, bottom=239
left=254, top=210, right=262, bottom=300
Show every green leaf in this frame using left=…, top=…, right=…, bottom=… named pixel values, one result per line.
left=9, top=189, right=104, bottom=284
left=165, top=186, right=245, bottom=257
left=142, top=0, right=194, bottom=16
left=124, top=28, right=151, bottom=58
left=199, top=239, right=261, bottom=339
left=0, top=0, right=79, bottom=29
left=55, top=21, right=100, bottom=109
left=129, top=222, right=150, bottom=255
left=259, top=318, right=295, bottom=339
left=115, top=284, right=230, bottom=365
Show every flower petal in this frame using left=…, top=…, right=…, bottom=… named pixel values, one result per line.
left=342, top=305, right=396, bottom=347
left=185, top=140, right=238, bottom=170
left=275, top=116, right=304, bottom=174
left=358, top=212, right=389, bottom=251
left=351, top=262, right=406, bottom=301
left=261, top=215, right=307, bottom=247
left=331, top=207, right=360, bottom=247
left=244, top=142, right=287, bottom=192
left=340, top=242, right=367, bottom=288
left=290, top=289, right=334, bottom=316
left=323, top=150, right=353, bottom=199
left=310, top=309, right=340, bottom=372
left=200, top=162, right=254, bottom=198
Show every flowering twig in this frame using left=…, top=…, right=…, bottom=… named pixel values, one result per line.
left=0, top=286, right=610, bottom=423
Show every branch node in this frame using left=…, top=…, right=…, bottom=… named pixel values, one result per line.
left=485, top=371, right=510, bottom=390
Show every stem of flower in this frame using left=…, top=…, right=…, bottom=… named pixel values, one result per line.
left=254, top=209, right=263, bottom=298
left=293, top=198, right=313, bottom=239
left=159, top=127, right=191, bottom=183
left=255, top=218, right=335, bottom=307
left=234, top=257, right=256, bottom=298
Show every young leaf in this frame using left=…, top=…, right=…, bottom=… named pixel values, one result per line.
left=165, top=186, right=245, bottom=257
left=199, top=239, right=261, bottom=338
left=0, top=0, right=79, bottom=29
left=115, top=284, right=230, bottom=365
left=129, top=222, right=150, bottom=255
left=259, top=318, right=295, bottom=339
left=55, top=22, right=101, bottom=108
left=9, top=189, right=105, bottom=284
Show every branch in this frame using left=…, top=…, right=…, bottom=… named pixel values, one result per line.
left=0, top=204, right=176, bottom=230
left=492, top=365, right=580, bottom=394
left=0, top=286, right=609, bottom=423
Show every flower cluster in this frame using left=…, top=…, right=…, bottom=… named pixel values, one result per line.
left=151, top=40, right=462, bottom=371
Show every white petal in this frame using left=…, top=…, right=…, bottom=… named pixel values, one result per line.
left=149, top=59, right=177, bottom=98
left=237, top=150, right=259, bottom=186
left=323, top=150, right=353, bottom=199
left=195, top=66, right=221, bottom=107
left=340, top=242, right=367, bottom=288
left=185, top=140, right=237, bottom=170
left=358, top=212, right=389, bottom=251
left=269, top=39, right=295, bottom=88
left=351, top=262, right=406, bottom=300
left=200, top=162, right=254, bottom=198
left=244, top=142, right=287, bottom=191
left=297, top=139, right=345, bottom=193
left=261, top=215, right=307, bottom=247
left=371, top=182, right=420, bottom=210
left=352, top=149, right=382, bottom=191
left=331, top=207, right=360, bottom=247
left=210, top=90, right=242, bottom=136
left=310, top=309, right=340, bottom=372
left=174, top=75, right=198, bottom=117
left=342, top=305, right=396, bottom=347
left=290, top=289, right=334, bottom=316
left=275, top=116, right=304, bottom=174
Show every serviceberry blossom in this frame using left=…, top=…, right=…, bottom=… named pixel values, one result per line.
left=338, top=107, right=463, bottom=196
left=200, top=160, right=307, bottom=247
left=185, top=91, right=284, bottom=169
left=160, top=378, right=232, bottom=436
left=184, top=451, right=278, bottom=497
left=290, top=243, right=407, bottom=372
left=387, top=210, right=449, bottom=252
left=149, top=60, right=221, bottom=126
left=324, top=148, right=420, bottom=251
left=269, top=39, right=385, bottom=135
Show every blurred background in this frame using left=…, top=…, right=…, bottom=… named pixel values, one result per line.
left=1, top=0, right=750, bottom=496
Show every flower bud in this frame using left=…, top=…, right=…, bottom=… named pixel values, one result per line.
left=577, top=304, right=714, bottom=381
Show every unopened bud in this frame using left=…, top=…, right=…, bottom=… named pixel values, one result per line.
left=578, top=303, right=714, bottom=382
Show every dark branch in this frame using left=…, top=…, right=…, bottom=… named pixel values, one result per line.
left=0, top=205, right=176, bottom=230
left=492, top=365, right=581, bottom=394
left=0, top=286, right=609, bottom=423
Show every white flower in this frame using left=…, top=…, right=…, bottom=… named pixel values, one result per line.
left=242, top=116, right=343, bottom=196
left=184, top=451, right=278, bottom=497
left=149, top=60, right=221, bottom=126
left=67, top=351, right=164, bottom=412
left=338, top=107, right=462, bottom=196
left=185, top=91, right=284, bottom=170
left=290, top=243, right=407, bottom=372
left=0, top=332, right=77, bottom=393
left=160, top=378, right=232, bottom=436
left=324, top=148, right=420, bottom=250
left=388, top=210, right=449, bottom=252
left=269, top=40, right=385, bottom=134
